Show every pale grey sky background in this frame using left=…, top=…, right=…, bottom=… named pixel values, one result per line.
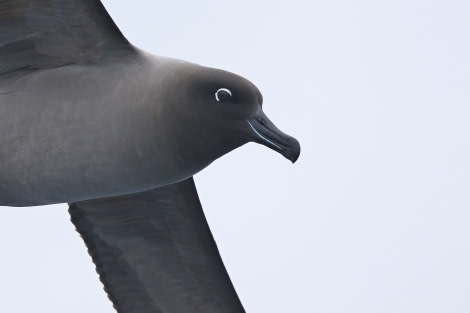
left=1, top=1, right=469, bottom=312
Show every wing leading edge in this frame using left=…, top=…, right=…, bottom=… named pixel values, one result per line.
left=69, top=177, right=245, bottom=313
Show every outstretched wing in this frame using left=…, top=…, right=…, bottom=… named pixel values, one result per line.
left=0, top=0, right=133, bottom=75
left=69, top=177, right=245, bottom=313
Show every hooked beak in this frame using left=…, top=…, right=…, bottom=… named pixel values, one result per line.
left=246, top=106, right=301, bottom=163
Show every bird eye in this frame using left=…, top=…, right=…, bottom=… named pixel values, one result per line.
left=215, top=88, right=232, bottom=102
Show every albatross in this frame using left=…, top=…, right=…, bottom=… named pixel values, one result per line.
left=0, top=0, right=301, bottom=312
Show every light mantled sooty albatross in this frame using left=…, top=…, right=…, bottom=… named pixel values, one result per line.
left=0, top=0, right=301, bottom=312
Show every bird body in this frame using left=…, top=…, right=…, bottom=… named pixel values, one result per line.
left=1, top=53, right=176, bottom=205
left=0, top=53, right=248, bottom=206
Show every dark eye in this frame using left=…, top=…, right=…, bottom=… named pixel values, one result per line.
left=215, top=88, right=232, bottom=102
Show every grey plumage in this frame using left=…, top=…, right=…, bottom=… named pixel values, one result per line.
left=0, top=0, right=131, bottom=75
left=0, top=0, right=300, bottom=312
left=69, top=178, right=244, bottom=313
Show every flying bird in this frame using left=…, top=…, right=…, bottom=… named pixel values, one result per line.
left=0, top=0, right=300, bottom=312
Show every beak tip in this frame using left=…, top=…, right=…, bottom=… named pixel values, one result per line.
left=284, top=137, right=301, bottom=163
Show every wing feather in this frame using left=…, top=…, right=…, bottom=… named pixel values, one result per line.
left=0, top=0, right=133, bottom=75
left=69, top=177, right=245, bottom=313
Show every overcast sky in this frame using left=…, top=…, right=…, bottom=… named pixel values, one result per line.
left=1, top=1, right=469, bottom=313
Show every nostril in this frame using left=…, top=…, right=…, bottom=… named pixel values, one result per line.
left=257, top=117, right=265, bottom=125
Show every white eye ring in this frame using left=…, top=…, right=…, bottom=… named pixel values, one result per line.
left=215, top=88, right=232, bottom=102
